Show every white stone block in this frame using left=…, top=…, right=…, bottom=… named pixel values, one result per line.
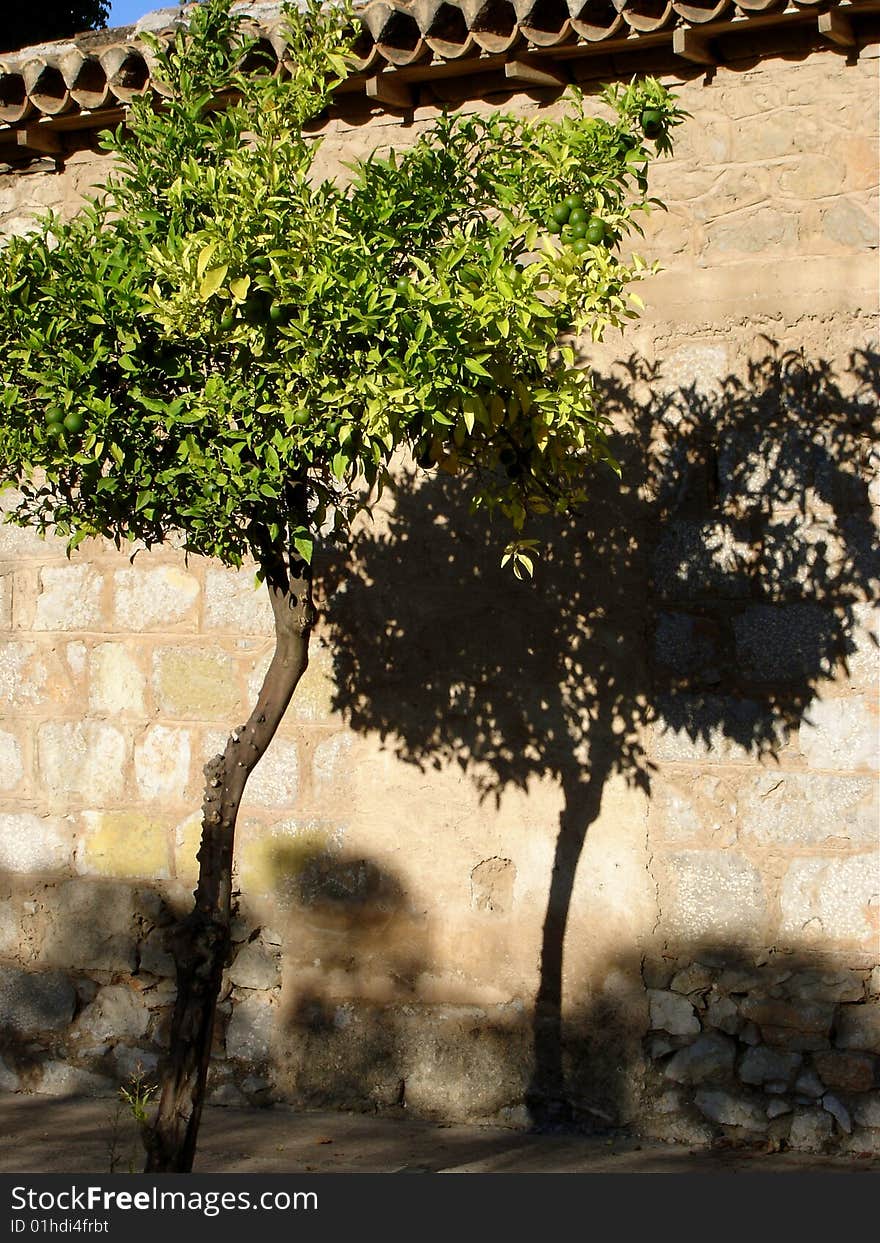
left=89, top=643, right=146, bottom=715
left=134, top=724, right=191, bottom=801
left=113, top=566, right=199, bottom=630
left=0, top=812, right=70, bottom=873
left=33, top=565, right=103, bottom=631
left=37, top=721, right=127, bottom=802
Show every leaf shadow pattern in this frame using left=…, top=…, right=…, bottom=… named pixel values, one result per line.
left=322, top=345, right=879, bottom=1127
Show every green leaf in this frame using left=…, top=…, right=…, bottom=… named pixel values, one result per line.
left=197, top=242, right=218, bottom=280
left=199, top=265, right=228, bottom=300
left=229, top=275, right=250, bottom=301
left=293, top=532, right=313, bottom=564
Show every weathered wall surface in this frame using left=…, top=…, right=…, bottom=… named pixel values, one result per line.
left=0, top=45, right=878, bottom=1153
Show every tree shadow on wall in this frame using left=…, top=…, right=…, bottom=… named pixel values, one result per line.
left=322, top=345, right=879, bottom=1127
left=265, top=844, right=431, bottom=1112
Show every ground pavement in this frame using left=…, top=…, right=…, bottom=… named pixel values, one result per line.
left=0, top=1093, right=878, bottom=1174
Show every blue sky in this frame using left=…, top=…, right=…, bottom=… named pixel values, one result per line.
left=108, top=1, right=182, bottom=26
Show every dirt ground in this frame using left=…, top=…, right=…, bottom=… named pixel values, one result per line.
left=0, top=1093, right=878, bottom=1174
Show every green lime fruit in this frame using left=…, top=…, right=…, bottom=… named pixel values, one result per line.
left=547, top=218, right=563, bottom=235
left=563, top=194, right=583, bottom=213
left=551, top=202, right=570, bottom=226
left=45, top=407, right=64, bottom=425
left=569, top=221, right=588, bottom=240
left=252, top=256, right=271, bottom=272
left=395, top=276, right=412, bottom=294
left=63, top=411, right=84, bottom=435
left=268, top=301, right=288, bottom=325
left=220, top=308, right=235, bottom=332
left=640, top=108, right=664, bottom=139
left=586, top=219, right=605, bottom=244
left=292, top=410, right=310, bottom=426
left=569, top=206, right=588, bottom=226
left=572, top=238, right=590, bottom=256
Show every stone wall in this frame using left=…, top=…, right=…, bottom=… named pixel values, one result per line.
left=0, top=43, right=878, bottom=1154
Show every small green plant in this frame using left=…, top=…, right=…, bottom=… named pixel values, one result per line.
left=108, top=1065, right=158, bottom=1174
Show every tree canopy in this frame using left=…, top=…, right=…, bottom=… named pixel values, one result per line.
left=0, top=0, right=682, bottom=581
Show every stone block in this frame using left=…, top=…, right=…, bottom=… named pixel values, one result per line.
left=173, top=811, right=202, bottom=888
left=654, top=850, right=768, bottom=942
left=788, top=1108, right=833, bottom=1153
left=695, top=1089, right=766, bottom=1131
left=138, top=930, right=175, bottom=978
left=853, top=1093, right=880, bottom=1129
left=113, top=566, right=199, bottom=630
left=740, top=773, right=877, bottom=847
left=0, top=640, right=70, bottom=709
left=226, top=994, right=275, bottom=1062
left=652, top=695, right=786, bottom=764
left=670, top=963, right=714, bottom=996
left=821, top=200, right=878, bottom=249
left=647, top=989, right=700, bottom=1036
left=664, top=1033, right=736, bottom=1085
left=835, top=1003, right=880, bottom=1054
left=799, top=695, right=879, bottom=771
left=37, top=721, right=127, bottom=803
left=733, top=604, right=837, bottom=683
left=652, top=520, right=754, bottom=601
left=0, top=812, right=70, bottom=873
left=767, top=1099, right=792, bottom=1120
left=705, top=995, right=740, bottom=1036
left=228, top=940, right=281, bottom=992
left=707, top=206, right=795, bottom=257
left=0, top=965, right=76, bottom=1032
left=244, top=738, right=299, bottom=809
left=40, top=879, right=136, bottom=973
left=281, top=643, right=335, bottom=722
left=77, top=812, right=170, bottom=881
left=0, top=728, right=23, bottom=790
left=785, top=969, right=867, bottom=1005
left=738, top=1046, right=802, bottom=1087
left=112, top=1047, right=159, bottom=1083
left=38, top=1062, right=115, bottom=1097
left=74, top=984, right=150, bottom=1045
left=812, top=1051, right=875, bottom=1093
left=312, top=731, right=353, bottom=792
left=780, top=855, right=880, bottom=944
left=779, top=155, right=845, bottom=200
left=152, top=647, right=240, bottom=718
left=653, top=612, right=722, bottom=680
left=33, top=565, right=103, bottom=631
left=823, top=1093, right=852, bottom=1134
left=88, top=644, right=146, bottom=716
left=203, top=568, right=273, bottom=633
left=134, top=725, right=191, bottom=801
left=740, top=997, right=834, bottom=1039
left=795, top=1069, right=825, bottom=1099
left=659, top=344, right=729, bottom=396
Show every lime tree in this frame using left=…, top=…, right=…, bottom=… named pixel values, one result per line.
left=0, top=0, right=682, bottom=1170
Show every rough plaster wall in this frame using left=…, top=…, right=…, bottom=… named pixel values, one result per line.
left=0, top=46, right=878, bottom=1148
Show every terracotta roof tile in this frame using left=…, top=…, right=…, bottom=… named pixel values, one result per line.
left=0, top=0, right=872, bottom=132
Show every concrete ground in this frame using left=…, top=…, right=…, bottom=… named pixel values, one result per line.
left=0, top=1093, right=878, bottom=1174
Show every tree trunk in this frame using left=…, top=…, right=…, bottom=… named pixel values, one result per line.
left=144, top=549, right=313, bottom=1173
